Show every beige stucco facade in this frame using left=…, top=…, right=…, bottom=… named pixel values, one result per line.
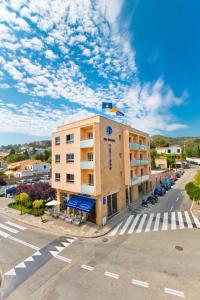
left=52, top=115, right=151, bottom=226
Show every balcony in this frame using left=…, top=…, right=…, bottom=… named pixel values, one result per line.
left=129, top=143, right=148, bottom=151
left=131, top=175, right=150, bottom=185
left=80, top=139, right=94, bottom=148
left=130, top=159, right=148, bottom=167
left=80, top=161, right=94, bottom=169
left=81, top=184, right=95, bottom=195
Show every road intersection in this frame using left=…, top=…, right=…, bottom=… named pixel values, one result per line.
left=0, top=168, right=199, bottom=300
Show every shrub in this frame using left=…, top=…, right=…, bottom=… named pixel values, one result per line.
left=32, top=199, right=44, bottom=216
left=185, top=182, right=200, bottom=203
left=16, top=182, right=55, bottom=201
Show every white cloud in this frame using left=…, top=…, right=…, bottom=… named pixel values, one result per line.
left=45, top=49, right=58, bottom=60
left=0, top=99, right=93, bottom=136
left=0, top=0, right=186, bottom=135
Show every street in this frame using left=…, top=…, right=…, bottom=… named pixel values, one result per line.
left=0, top=168, right=200, bottom=300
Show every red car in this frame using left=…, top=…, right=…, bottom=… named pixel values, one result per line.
left=170, top=174, right=177, bottom=181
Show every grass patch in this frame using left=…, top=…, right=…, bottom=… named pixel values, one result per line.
left=8, top=202, right=44, bottom=216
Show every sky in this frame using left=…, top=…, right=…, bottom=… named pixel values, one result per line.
left=0, top=0, right=200, bottom=146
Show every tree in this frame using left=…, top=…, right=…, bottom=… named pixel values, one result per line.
left=32, top=199, right=43, bottom=209
left=150, top=135, right=170, bottom=148
left=16, top=192, right=29, bottom=215
left=16, top=182, right=55, bottom=201
left=194, top=170, right=200, bottom=189
left=32, top=200, right=44, bottom=217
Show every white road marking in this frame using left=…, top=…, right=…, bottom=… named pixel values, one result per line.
left=0, top=223, right=18, bottom=234
left=184, top=211, right=193, bottom=229
left=24, top=256, right=34, bottom=262
left=136, top=214, right=147, bottom=233
left=5, top=221, right=26, bottom=230
left=162, top=212, right=168, bottom=230
left=33, top=250, right=42, bottom=256
left=177, top=212, right=185, bottom=229
left=144, top=213, right=154, bottom=232
left=164, top=288, right=185, bottom=298
left=15, top=262, right=26, bottom=268
left=171, top=212, right=177, bottom=230
left=0, top=229, right=10, bottom=238
left=66, top=238, right=74, bottom=244
left=54, top=254, right=72, bottom=263
left=170, top=206, right=173, bottom=212
left=191, top=213, right=200, bottom=228
left=55, top=246, right=65, bottom=252
left=81, top=264, right=94, bottom=271
left=61, top=242, right=70, bottom=247
left=8, top=236, right=40, bottom=250
left=131, top=279, right=149, bottom=288
left=128, top=214, right=141, bottom=234
left=119, top=215, right=134, bottom=235
left=5, top=268, right=16, bottom=276
left=153, top=213, right=160, bottom=231
left=104, top=271, right=119, bottom=279
left=176, top=197, right=179, bottom=202
left=108, top=221, right=123, bottom=236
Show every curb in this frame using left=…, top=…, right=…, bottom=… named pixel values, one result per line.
left=0, top=209, right=129, bottom=239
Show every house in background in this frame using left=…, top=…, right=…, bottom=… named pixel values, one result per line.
left=156, top=145, right=182, bottom=156
left=155, top=157, right=168, bottom=169
left=5, top=160, right=50, bottom=178
left=0, top=155, right=8, bottom=170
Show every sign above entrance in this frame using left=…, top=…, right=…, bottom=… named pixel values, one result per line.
left=106, top=126, right=113, bottom=135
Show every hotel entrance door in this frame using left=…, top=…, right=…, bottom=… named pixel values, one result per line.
left=107, top=193, right=118, bottom=218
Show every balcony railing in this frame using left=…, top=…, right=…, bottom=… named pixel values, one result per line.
left=131, top=175, right=150, bottom=185
left=130, top=159, right=148, bottom=166
left=80, top=161, right=94, bottom=169
left=80, top=139, right=94, bottom=148
left=81, top=184, right=95, bottom=195
left=129, top=143, right=148, bottom=151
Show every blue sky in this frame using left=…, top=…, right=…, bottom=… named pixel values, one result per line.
left=0, top=0, right=199, bottom=146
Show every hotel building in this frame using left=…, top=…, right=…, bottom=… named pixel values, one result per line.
left=52, top=115, right=151, bottom=226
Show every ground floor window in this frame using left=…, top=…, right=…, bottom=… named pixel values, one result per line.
left=60, top=192, right=68, bottom=210
left=107, top=193, right=118, bottom=218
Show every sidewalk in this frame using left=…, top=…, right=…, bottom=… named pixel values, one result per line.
left=0, top=197, right=130, bottom=238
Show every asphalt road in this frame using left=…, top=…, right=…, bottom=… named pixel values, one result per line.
left=0, top=167, right=199, bottom=300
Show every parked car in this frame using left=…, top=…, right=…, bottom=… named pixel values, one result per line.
left=154, top=185, right=166, bottom=196
left=170, top=174, right=177, bottom=181
left=160, top=181, right=171, bottom=190
left=0, top=187, right=6, bottom=197
left=16, top=179, right=28, bottom=185
left=0, top=178, right=7, bottom=186
left=166, top=178, right=175, bottom=185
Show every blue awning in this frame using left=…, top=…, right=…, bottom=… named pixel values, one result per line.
left=66, top=195, right=95, bottom=213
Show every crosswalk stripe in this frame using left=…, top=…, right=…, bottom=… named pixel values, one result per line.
left=153, top=213, right=160, bottom=231
left=162, top=212, right=168, bottom=231
left=184, top=211, right=193, bottom=229
left=136, top=214, right=147, bottom=233
left=144, top=213, right=154, bottom=232
left=128, top=214, right=141, bottom=234
left=191, top=213, right=200, bottom=228
left=0, top=223, right=19, bottom=234
left=5, top=221, right=26, bottom=230
left=119, top=215, right=134, bottom=235
left=171, top=212, right=176, bottom=230
left=108, top=211, right=197, bottom=236
left=177, top=212, right=185, bottom=229
left=108, top=221, right=123, bottom=236
left=0, top=229, right=10, bottom=238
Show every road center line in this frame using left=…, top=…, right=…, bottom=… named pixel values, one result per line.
left=176, top=197, right=179, bottom=202
left=170, top=206, right=173, bottom=212
left=81, top=264, right=94, bottom=271
left=164, top=288, right=185, bottom=298
left=132, top=279, right=149, bottom=288
left=104, top=271, right=119, bottom=279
